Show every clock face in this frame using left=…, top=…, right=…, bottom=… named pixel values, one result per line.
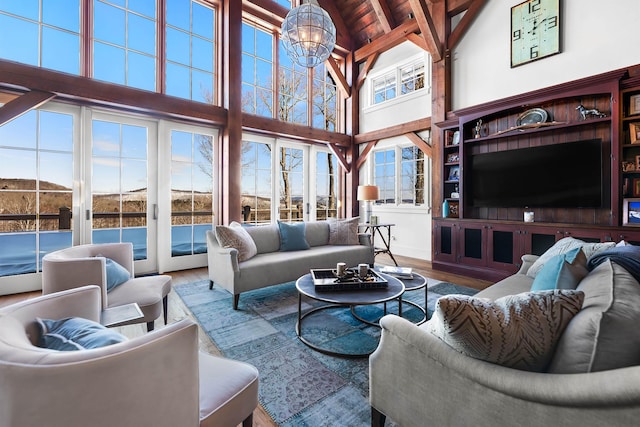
left=511, top=0, right=561, bottom=67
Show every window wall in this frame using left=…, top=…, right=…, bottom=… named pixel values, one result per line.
left=373, top=145, right=426, bottom=206
left=371, top=60, right=426, bottom=106
left=0, top=0, right=217, bottom=103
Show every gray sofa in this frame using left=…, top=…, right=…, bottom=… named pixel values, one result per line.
left=206, top=221, right=374, bottom=309
left=370, top=242, right=640, bottom=427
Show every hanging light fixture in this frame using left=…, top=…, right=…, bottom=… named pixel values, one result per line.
left=281, top=0, right=336, bottom=68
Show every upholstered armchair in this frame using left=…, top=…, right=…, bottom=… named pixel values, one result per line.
left=0, top=286, right=259, bottom=427
left=42, top=242, right=172, bottom=331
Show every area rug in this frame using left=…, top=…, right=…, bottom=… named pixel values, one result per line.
left=175, top=278, right=478, bottom=426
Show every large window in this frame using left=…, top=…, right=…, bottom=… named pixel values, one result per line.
left=93, top=0, right=157, bottom=91
left=0, top=109, right=74, bottom=277
left=315, top=151, right=338, bottom=220
left=279, top=146, right=305, bottom=221
left=312, top=63, right=337, bottom=131
left=278, top=40, right=309, bottom=125
left=373, top=145, right=426, bottom=205
left=242, top=22, right=274, bottom=117
left=166, top=0, right=216, bottom=103
left=0, top=0, right=81, bottom=74
left=241, top=140, right=273, bottom=225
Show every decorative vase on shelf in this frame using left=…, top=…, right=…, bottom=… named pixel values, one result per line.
left=443, top=199, right=450, bottom=218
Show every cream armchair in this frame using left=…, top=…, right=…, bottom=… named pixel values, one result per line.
left=42, top=242, right=172, bottom=331
left=0, top=286, right=259, bottom=427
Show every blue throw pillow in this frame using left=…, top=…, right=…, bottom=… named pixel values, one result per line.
left=531, top=247, right=588, bottom=291
left=105, top=258, right=130, bottom=292
left=37, top=317, right=128, bottom=351
left=277, top=221, right=310, bottom=251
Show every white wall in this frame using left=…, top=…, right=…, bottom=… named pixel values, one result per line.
left=453, top=1, right=640, bottom=109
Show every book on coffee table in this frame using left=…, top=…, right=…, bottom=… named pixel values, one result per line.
left=379, top=266, right=413, bottom=279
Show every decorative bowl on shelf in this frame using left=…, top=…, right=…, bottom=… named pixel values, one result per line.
left=516, top=108, right=548, bottom=126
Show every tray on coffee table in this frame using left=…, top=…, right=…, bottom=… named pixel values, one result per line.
left=310, top=268, right=388, bottom=291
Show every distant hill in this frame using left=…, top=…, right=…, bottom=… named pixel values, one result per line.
left=0, top=178, right=71, bottom=191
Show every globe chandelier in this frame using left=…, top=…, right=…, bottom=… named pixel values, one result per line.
left=281, top=0, right=336, bottom=68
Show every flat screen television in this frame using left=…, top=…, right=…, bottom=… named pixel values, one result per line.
left=467, top=139, right=604, bottom=208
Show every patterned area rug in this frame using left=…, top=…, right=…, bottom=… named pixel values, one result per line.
left=175, top=277, right=478, bottom=426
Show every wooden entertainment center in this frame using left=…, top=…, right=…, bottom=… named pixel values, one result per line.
left=433, top=68, right=640, bottom=282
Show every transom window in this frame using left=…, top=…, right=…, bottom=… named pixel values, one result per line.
left=371, top=59, right=427, bottom=106
left=0, top=0, right=81, bottom=74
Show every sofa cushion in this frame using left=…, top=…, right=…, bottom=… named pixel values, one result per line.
left=304, top=221, right=330, bottom=247
left=215, top=223, right=258, bottom=261
left=427, top=289, right=584, bottom=372
left=37, top=317, right=127, bottom=351
left=277, top=221, right=310, bottom=251
left=105, top=258, right=131, bottom=292
left=530, top=248, right=588, bottom=291
left=245, top=224, right=281, bottom=254
left=548, top=260, right=640, bottom=373
left=526, top=237, right=614, bottom=278
left=328, top=217, right=360, bottom=245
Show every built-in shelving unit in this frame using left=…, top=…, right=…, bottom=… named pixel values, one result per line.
left=433, top=68, right=640, bottom=281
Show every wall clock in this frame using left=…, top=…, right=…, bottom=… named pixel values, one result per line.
left=511, top=0, right=561, bottom=68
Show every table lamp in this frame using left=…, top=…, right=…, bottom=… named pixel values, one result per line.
left=357, top=185, right=379, bottom=224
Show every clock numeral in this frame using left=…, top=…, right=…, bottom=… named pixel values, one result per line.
left=547, top=15, right=558, bottom=29
left=530, top=46, right=539, bottom=59
left=528, top=0, right=541, bottom=14
left=512, top=29, right=521, bottom=41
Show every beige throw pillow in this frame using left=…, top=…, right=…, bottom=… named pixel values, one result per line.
left=215, top=222, right=258, bottom=261
left=328, top=217, right=360, bottom=245
left=427, top=289, right=584, bottom=372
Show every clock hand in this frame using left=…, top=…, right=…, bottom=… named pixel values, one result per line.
left=528, top=17, right=548, bottom=35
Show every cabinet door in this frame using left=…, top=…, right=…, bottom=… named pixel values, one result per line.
left=486, top=225, right=520, bottom=273
left=556, top=229, right=613, bottom=244
left=433, top=221, right=457, bottom=263
left=458, top=223, right=487, bottom=267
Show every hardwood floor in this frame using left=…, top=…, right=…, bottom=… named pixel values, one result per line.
left=0, top=255, right=491, bottom=427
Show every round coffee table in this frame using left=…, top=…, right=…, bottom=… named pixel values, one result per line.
left=295, top=272, right=405, bottom=358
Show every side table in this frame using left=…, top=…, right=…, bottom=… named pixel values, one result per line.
left=359, top=223, right=399, bottom=266
left=375, top=268, right=428, bottom=325
left=101, top=303, right=144, bottom=328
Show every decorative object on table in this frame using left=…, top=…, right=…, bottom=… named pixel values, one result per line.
left=370, top=215, right=379, bottom=225
left=630, top=123, right=640, bottom=143
left=336, top=262, right=347, bottom=277
left=516, top=108, right=548, bottom=126
left=623, top=161, right=636, bottom=172
left=510, top=0, right=560, bottom=68
left=280, top=0, right=336, bottom=68
left=380, top=266, right=414, bottom=279
left=310, top=268, right=388, bottom=291
left=447, top=165, right=460, bottom=181
left=576, top=104, right=606, bottom=120
left=358, top=263, right=369, bottom=278
left=474, top=119, right=483, bottom=138
left=630, top=94, right=640, bottom=116
left=442, top=199, right=450, bottom=218
left=524, top=210, right=535, bottom=223
left=357, top=184, right=379, bottom=224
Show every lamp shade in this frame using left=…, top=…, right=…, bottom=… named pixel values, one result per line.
left=281, top=0, right=336, bottom=68
left=357, top=185, right=379, bottom=201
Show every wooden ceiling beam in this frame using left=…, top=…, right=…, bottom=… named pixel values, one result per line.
left=408, top=0, right=443, bottom=62
left=405, top=32, right=429, bottom=51
left=326, top=56, right=351, bottom=99
left=447, top=0, right=487, bottom=50
left=0, top=90, right=55, bottom=126
left=327, top=143, right=351, bottom=173
left=356, top=52, right=380, bottom=90
left=354, top=19, right=420, bottom=63
left=317, top=0, right=353, bottom=53
left=242, top=114, right=352, bottom=147
left=370, top=0, right=395, bottom=33
left=404, top=131, right=432, bottom=157
left=354, top=117, right=431, bottom=144
left=356, top=140, right=378, bottom=170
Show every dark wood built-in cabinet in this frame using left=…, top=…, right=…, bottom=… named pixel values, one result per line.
left=434, top=68, right=640, bottom=281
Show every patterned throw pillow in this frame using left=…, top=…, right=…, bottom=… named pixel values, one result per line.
left=328, top=217, right=360, bottom=245
left=427, top=289, right=584, bottom=372
left=526, top=237, right=614, bottom=278
left=215, top=222, right=258, bottom=261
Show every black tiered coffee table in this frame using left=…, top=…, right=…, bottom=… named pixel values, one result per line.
left=375, top=268, right=428, bottom=325
left=295, top=272, right=404, bottom=358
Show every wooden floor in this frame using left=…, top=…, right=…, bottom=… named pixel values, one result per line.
left=0, top=254, right=491, bottom=427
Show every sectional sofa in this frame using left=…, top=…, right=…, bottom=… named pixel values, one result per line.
left=370, top=237, right=640, bottom=427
